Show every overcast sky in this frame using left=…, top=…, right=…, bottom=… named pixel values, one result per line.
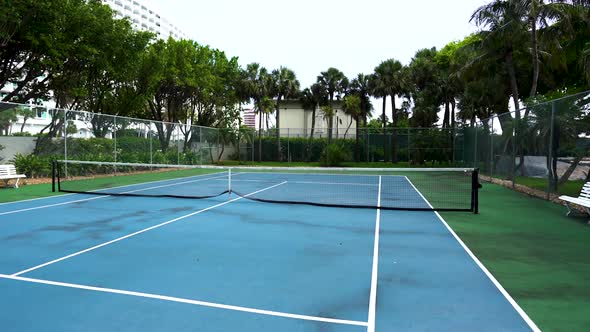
left=144, top=0, right=488, bottom=118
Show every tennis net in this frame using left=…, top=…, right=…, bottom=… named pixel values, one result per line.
left=52, top=160, right=480, bottom=213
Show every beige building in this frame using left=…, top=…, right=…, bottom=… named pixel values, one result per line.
left=277, top=100, right=357, bottom=138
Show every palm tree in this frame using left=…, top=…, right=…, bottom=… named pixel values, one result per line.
left=317, top=68, right=349, bottom=142
left=349, top=74, right=374, bottom=161
left=244, top=63, right=273, bottom=161
left=471, top=0, right=529, bottom=121
left=343, top=95, right=361, bottom=138
left=516, top=0, right=588, bottom=99
left=300, top=83, right=325, bottom=139
left=370, top=59, right=404, bottom=162
left=271, top=67, right=300, bottom=161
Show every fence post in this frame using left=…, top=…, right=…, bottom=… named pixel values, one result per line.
left=366, top=129, right=370, bottom=162
left=490, top=119, right=494, bottom=179
left=407, top=128, right=411, bottom=165
left=547, top=101, right=556, bottom=198
left=287, top=128, right=290, bottom=165
left=199, top=127, right=202, bottom=165
left=63, top=109, right=68, bottom=177
left=177, top=125, right=180, bottom=165
left=511, top=113, right=517, bottom=188
left=473, top=124, right=478, bottom=169
left=114, top=116, right=117, bottom=164
left=149, top=122, right=153, bottom=165
left=451, top=126, right=455, bottom=166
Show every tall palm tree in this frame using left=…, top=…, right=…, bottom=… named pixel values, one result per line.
left=245, top=63, right=273, bottom=161
left=300, top=83, right=325, bottom=139
left=471, top=0, right=530, bottom=121
left=271, top=67, right=300, bottom=161
left=317, top=68, right=349, bottom=143
left=349, top=74, right=374, bottom=161
left=370, top=59, right=404, bottom=162
left=515, top=0, right=588, bottom=98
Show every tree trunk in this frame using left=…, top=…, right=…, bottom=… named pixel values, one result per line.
left=20, top=116, right=28, bottom=133
left=506, top=51, right=521, bottom=120
left=558, top=155, right=582, bottom=186
left=528, top=16, right=539, bottom=108
left=451, top=99, right=456, bottom=128
left=443, top=101, right=450, bottom=128
left=506, top=51, right=523, bottom=176
left=344, top=116, right=353, bottom=138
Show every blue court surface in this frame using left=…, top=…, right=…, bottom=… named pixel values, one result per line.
left=0, top=171, right=539, bottom=331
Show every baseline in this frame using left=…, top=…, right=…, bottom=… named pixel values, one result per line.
left=0, top=274, right=367, bottom=327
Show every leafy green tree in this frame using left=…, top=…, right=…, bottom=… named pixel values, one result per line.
left=408, top=48, right=443, bottom=128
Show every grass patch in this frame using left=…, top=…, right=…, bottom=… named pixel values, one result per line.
left=515, top=176, right=584, bottom=197
left=441, top=183, right=590, bottom=331
left=0, top=168, right=223, bottom=203
left=0, top=183, right=62, bottom=203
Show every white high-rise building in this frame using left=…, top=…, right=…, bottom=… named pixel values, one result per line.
left=102, top=0, right=187, bottom=40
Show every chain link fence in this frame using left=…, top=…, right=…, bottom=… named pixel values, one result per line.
left=474, top=91, right=590, bottom=198
left=0, top=102, right=238, bottom=177
left=250, top=126, right=473, bottom=166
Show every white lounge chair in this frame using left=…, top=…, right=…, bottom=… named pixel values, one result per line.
left=559, top=182, right=590, bottom=223
left=0, top=164, right=26, bottom=188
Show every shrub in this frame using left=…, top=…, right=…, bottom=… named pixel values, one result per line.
left=10, top=153, right=51, bottom=178
left=11, top=132, right=32, bottom=136
left=320, top=143, right=351, bottom=167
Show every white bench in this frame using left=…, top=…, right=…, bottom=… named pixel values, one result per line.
left=0, top=165, right=26, bottom=188
left=559, top=182, right=590, bottom=223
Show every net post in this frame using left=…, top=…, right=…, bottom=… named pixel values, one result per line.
left=63, top=109, right=68, bottom=178
left=472, top=168, right=480, bottom=214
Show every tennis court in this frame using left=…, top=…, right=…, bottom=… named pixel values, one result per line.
left=0, top=162, right=538, bottom=331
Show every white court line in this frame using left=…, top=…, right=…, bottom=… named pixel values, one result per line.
left=403, top=176, right=541, bottom=332
left=367, top=176, right=381, bottom=332
left=0, top=173, right=228, bottom=217
left=0, top=274, right=367, bottom=327
left=11, top=181, right=287, bottom=276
